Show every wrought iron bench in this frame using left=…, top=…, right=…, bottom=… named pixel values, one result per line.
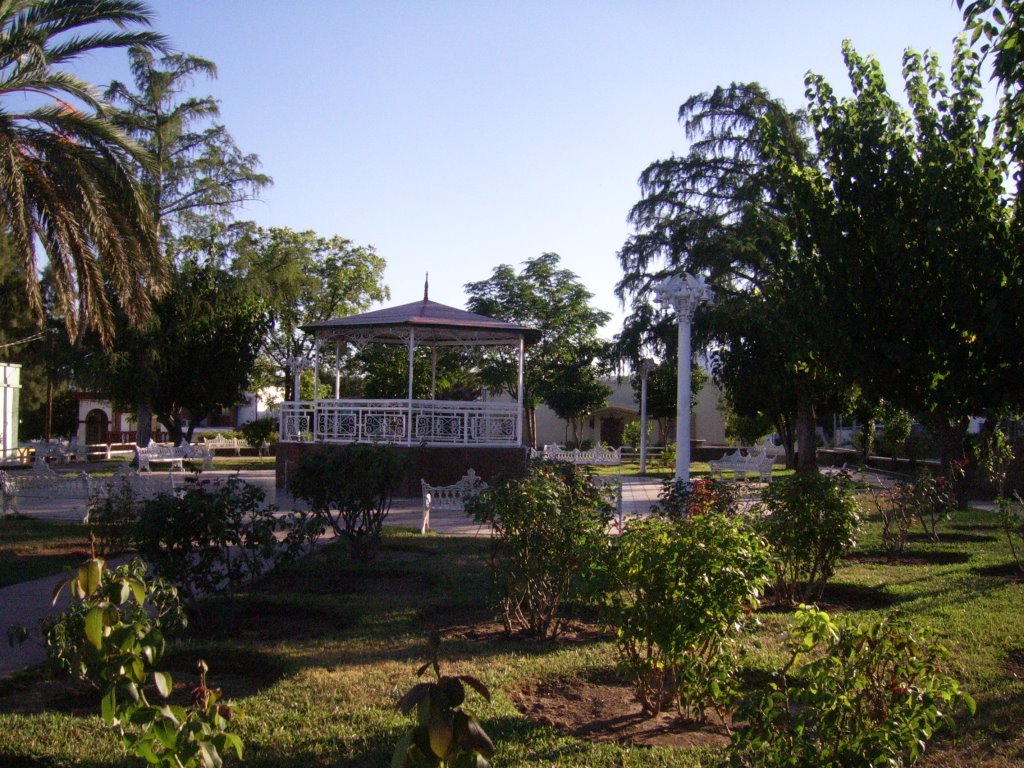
left=1, top=461, right=179, bottom=519
left=135, top=442, right=214, bottom=472
left=203, top=434, right=256, bottom=456
left=0, top=461, right=92, bottom=517
left=530, top=444, right=622, bottom=466
left=709, top=447, right=775, bottom=482
left=420, top=469, right=488, bottom=534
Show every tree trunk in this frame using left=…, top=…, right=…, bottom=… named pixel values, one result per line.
left=774, top=415, right=796, bottom=470
left=136, top=396, right=153, bottom=446
left=795, top=390, right=818, bottom=473
left=928, top=414, right=970, bottom=508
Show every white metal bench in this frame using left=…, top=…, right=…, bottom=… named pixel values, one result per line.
left=203, top=434, right=256, bottom=456
left=135, top=442, right=213, bottom=472
left=709, top=447, right=776, bottom=482
left=530, top=444, right=622, bottom=466
left=0, top=461, right=92, bottom=517
left=420, top=469, right=488, bottom=534
left=1, top=462, right=178, bottom=519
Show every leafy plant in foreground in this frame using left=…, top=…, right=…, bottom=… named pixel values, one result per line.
left=602, top=512, right=771, bottom=719
left=47, top=555, right=242, bottom=768
left=730, top=606, right=974, bottom=768
left=466, top=462, right=614, bottom=638
left=756, top=472, right=860, bottom=604
left=393, top=633, right=495, bottom=768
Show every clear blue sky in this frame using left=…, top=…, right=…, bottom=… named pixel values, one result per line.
left=79, top=1, right=975, bottom=336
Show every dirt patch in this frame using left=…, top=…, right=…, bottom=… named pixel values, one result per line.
left=513, top=669, right=731, bottom=749
left=1004, top=648, right=1024, bottom=680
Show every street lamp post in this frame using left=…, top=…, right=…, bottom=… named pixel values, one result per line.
left=654, top=274, right=713, bottom=483
left=639, top=358, right=655, bottom=474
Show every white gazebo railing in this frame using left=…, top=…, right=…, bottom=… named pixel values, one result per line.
left=280, top=399, right=519, bottom=447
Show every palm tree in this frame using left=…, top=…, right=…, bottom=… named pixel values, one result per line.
left=0, top=0, right=168, bottom=344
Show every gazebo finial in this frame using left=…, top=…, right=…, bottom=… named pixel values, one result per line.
left=424, top=273, right=429, bottom=301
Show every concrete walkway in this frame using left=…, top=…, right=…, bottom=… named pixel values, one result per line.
left=0, top=469, right=666, bottom=678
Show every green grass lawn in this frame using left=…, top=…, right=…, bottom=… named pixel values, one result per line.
left=0, top=503, right=1021, bottom=766
left=0, top=517, right=95, bottom=587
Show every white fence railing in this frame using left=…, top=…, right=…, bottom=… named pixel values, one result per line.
left=279, top=399, right=520, bottom=447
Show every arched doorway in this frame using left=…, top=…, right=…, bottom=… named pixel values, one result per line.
left=85, top=409, right=109, bottom=445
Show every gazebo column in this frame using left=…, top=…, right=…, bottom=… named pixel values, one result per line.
left=312, top=337, right=321, bottom=401
left=334, top=338, right=341, bottom=399
left=407, top=328, right=416, bottom=444
left=430, top=347, right=437, bottom=400
left=517, top=336, right=525, bottom=446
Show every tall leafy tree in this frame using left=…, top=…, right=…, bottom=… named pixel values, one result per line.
left=230, top=226, right=389, bottom=401
left=105, top=46, right=270, bottom=250
left=81, top=258, right=268, bottom=444
left=616, top=84, right=838, bottom=469
left=93, top=46, right=271, bottom=443
left=771, top=41, right=1018, bottom=469
left=0, top=0, right=167, bottom=343
left=465, top=253, right=610, bottom=448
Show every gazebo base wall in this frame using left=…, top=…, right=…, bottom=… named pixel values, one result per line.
left=276, top=443, right=530, bottom=498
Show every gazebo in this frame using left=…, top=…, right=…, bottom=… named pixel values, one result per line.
left=275, top=288, right=539, bottom=492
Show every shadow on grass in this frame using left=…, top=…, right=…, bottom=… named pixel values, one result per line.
left=760, top=582, right=898, bottom=613
left=0, top=756, right=129, bottom=768
left=970, top=562, right=1024, bottom=580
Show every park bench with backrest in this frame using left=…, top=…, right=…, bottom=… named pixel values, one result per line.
left=420, top=469, right=488, bottom=534
left=1, top=460, right=177, bottom=518
left=0, top=459, right=91, bottom=517
left=203, top=433, right=258, bottom=456
left=135, top=441, right=213, bottom=472
left=709, top=445, right=776, bottom=482
left=530, top=444, right=622, bottom=466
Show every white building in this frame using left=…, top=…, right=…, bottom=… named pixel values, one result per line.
left=1, top=363, right=20, bottom=458
left=512, top=375, right=727, bottom=448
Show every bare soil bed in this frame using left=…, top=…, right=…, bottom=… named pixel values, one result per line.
left=513, top=668, right=731, bottom=750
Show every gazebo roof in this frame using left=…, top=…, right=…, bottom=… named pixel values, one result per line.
left=303, top=297, right=541, bottom=347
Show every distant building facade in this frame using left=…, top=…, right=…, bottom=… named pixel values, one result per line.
left=484, top=375, right=727, bottom=448
left=74, top=387, right=282, bottom=445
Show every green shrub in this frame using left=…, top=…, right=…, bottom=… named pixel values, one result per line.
left=756, top=472, right=860, bottom=604
left=288, top=443, right=406, bottom=561
left=238, top=416, right=278, bottom=454
left=87, top=478, right=143, bottom=556
left=657, top=477, right=739, bottom=518
left=622, top=420, right=646, bottom=448
left=134, top=476, right=318, bottom=601
left=997, top=494, right=1024, bottom=573
left=869, top=485, right=914, bottom=559
left=602, top=513, right=771, bottom=719
left=43, top=558, right=185, bottom=688
left=659, top=441, right=677, bottom=470
left=889, top=473, right=955, bottom=543
left=465, top=462, right=614, bottom=638
left=730, top=606, right=974, bottom=768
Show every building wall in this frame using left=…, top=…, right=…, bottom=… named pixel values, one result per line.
left=1, top=363, right=20, bottom=454
left=531, top=375, right=727, bottom=448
